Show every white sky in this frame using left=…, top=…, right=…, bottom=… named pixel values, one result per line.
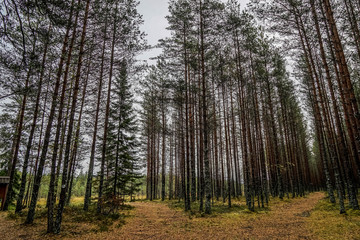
left=137, top=0, right=250, bottom=63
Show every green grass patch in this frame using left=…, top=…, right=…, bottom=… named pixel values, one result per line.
left=6, top=201, right=133, bottom=234
left=307, top=197, right=360, bottom=239
left=160, top=197, right=274, bottom=219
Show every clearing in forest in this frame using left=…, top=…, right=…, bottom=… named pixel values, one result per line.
left=2, top=192, right=359, bottom=239
left=90, top=192, right=323, bottom=239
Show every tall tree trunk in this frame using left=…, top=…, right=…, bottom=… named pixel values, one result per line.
left=66, top=46, right=92, bottom=206
left=47, top=1, right=80, bottom=230
left=15, top=25, right=51, bottom=213
left=200, top=0, right=211, bottom=214
left=83, top=7, right=109, bottom=211
left=25, top=0, right=76, bottom=224
left=4, top=40, right=36, bottom=210
left=169, top=130, right=174, bottom=200
left=54, top=0, right=91, bottom=233
left=98, top=9, right=116, bottom=213
left=161, top=105, right=166, bottom=201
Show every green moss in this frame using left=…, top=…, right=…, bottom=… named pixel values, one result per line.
left=307, top=197, right=360, bottom=239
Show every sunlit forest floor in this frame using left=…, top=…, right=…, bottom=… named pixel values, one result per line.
left=1, top=192, right=360, bottom=239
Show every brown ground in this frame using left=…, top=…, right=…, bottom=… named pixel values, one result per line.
left=0, top=192, right=347, bottom=240
left=93, top=192, right=323, bottom=240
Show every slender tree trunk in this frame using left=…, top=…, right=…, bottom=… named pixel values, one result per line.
left=54, top=0, right=91, bottom=233
left=200, top=0, right=211, bottom=214
left=169, top=130, right=174, bottom=200
left=47, top=1, right=80, bottom=230
left=161, top=105, right=166, bottom=201
left=84, top=7, right=109, bottom=211
left=15, top=25, right=51, bottom=213
left=4, top=41, right=36, bottom=210
left=25, top=0, right=76, bottom=224
left=98, top=9, right=116, bottom=213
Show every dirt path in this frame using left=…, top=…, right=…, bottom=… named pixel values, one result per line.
left=0, top=192, right=324, bottom=239
left=81, top=192, right=324, bottom=240
left=243, top=192, right=324, bottom=239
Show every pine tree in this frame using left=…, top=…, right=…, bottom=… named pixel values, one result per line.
left=104, top=60, right=142, bottom=202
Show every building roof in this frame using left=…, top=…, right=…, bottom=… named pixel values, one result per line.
left=0, top=176, right=10, bottom=184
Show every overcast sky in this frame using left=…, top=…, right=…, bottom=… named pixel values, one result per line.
left=137, top=0, right=250, bottom=63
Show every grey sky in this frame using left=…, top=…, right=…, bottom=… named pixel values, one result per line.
left=137, top=0, right=250, bottom=63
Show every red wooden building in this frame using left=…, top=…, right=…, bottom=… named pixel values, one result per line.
left=0, top=176, right=10, bottom=210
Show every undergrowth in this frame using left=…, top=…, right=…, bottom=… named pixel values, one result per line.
left=6, top=203, right=133, bottom=234
left=307, top=195, right=360, bottom=239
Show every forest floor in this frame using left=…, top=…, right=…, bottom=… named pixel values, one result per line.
left=1, top=192, right=360, bottom=239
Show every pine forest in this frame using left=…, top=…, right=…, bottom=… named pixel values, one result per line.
left=0, top=0, right=360, bottom=239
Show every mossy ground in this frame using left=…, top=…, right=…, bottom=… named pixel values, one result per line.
left=1, top=192, right=360, bottom=239
left=306, top=197, right=360, bottom=239
left=1, top=197, right=132, bottom=239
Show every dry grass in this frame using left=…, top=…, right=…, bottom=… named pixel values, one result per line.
left=1, top=192, right=360, bottom=239
left=37, top=196, right=84, bottom=207
left=0, top=201, right=132, bottom=240
left=80, top=192, right=325, bottom=240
